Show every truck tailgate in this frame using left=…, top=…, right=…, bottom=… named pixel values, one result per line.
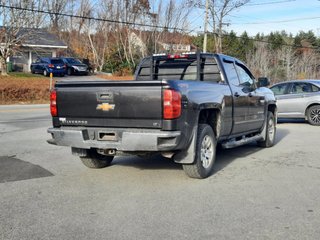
left=55, top=80, right=163, bottom=129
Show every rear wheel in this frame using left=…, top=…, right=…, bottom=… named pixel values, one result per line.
left=80, top=149, right=114, bottom=168
left=43, top=69, right=48, bottom=76
left=306, top=105, right=320, bottom=126
left=258, top=111, right=276, bottom=148
left=183, top=124, right=216, bottom=179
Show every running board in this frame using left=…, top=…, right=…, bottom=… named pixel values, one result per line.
left=221, top=134, right=263, bottom=149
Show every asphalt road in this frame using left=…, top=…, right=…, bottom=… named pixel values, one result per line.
left=0, top=105, right=320, bottom=240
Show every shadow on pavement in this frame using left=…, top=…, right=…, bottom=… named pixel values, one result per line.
left=114, top=154, right=181, bottom=171
left=113, top=127, right=290, bottom=175
left=0, top=156, right=53, bottom=183
left=275, top=128, right=290, bottom=144
left=278, top=118, right=306, bottom=124
left=214, top=127, right=290, bottom=174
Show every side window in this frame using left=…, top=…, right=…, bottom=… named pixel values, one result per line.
left=311, top=84, right=320, bottom=92
left=270, top=83, right=288, bottom=95
left=235, top=64, right=254, bottom=88
left=291, top=82, right=312, bottom=94
left=223, top=61, right=239, bottom=86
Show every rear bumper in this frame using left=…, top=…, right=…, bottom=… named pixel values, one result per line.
left=49, top=69, right=66, bottom=74
left=73, top=69, right=88, bottom=74
left=47, top=127, right=181, bottom=152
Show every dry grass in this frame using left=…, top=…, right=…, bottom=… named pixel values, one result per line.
left=0, top=74, right=134, bottom=104
left=0, top=75, right=51, bottom=104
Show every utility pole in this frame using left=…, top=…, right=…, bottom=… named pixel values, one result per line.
left=203, top=0, right=209, bottom=52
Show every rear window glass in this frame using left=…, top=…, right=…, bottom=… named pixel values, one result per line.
left=51, top=59, right=64, bottom=64
left=66, top=58, right=82, bottom=64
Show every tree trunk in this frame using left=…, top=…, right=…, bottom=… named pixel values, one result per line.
left=0, top=58, right=8, bottom=76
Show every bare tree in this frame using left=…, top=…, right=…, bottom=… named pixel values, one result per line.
left=209, top=0, right=250, bottom=53
left=246, top=42, right=272, bottom=79
left=277, top=46, right=295, bottom=80
left=45, top=0, right=67, bottom=34
left=0, top=0, right=45, bottom=75
left=293, top=49, right=319, bottom=79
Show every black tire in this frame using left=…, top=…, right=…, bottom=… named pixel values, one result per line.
left=80, top=149, right=114, bottom=168
left=43, top=69, right=48, bottom=76
left=183, top=124, right=216, bottom=179
left=306, top=105, right=320, bottom=126
left=67, top=68, right=72, bottom=76
left=258, top=111, right=276, bottom=148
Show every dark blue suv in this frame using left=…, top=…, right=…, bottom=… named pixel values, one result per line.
left=31, top=58, right=66, bottom=77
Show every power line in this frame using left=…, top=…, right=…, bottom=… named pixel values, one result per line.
left=246, top=0, right=296, bottom=6
left=233, top=16, right=320, bottom=25
left=0, top=4, right=187, bottom=32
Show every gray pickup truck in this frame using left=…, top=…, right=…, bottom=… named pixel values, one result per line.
left=48, top=52, right=277, bottom=178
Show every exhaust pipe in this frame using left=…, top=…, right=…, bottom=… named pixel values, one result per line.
left=97, top=149, right=117, bottom=156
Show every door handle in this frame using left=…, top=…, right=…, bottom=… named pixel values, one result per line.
left=234, top=92, right=240, bottom=97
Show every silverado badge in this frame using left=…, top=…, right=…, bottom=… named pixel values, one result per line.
left=96, top=103, right=115, bottom=111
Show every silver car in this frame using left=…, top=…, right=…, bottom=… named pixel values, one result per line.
left=270, top=80, right=320, bottom=125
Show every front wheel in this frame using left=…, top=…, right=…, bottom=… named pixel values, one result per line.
left=183, top=124, right=216, bottom=179
left=80, top=149, right=114, bottom=168
left=306, top=105, right=320, bottom=126
left=258, top=111, right=276, bottom=148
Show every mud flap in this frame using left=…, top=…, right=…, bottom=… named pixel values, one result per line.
left=260, top=117, right=267, bottom=142
left=173, top=126, right=198, bottom=164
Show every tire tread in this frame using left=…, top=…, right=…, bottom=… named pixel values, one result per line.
left=80, top=149, right=113, bottom=168
left=183, top=124, right=216, bottom=179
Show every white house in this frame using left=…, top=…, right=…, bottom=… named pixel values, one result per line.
left=8, top=29, right=67, bottom=72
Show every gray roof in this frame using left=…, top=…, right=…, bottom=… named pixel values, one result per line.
left=18, top=28, right=67, bottom=48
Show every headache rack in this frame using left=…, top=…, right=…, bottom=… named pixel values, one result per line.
left=136, top=50, right=221, bottom=82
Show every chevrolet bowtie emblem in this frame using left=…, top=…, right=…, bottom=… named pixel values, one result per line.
left=96, top=103, right=115, bottom=111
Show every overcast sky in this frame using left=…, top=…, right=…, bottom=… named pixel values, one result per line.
left=191, top=0, right=320, bottom=36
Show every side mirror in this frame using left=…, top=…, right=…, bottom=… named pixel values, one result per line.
left=257, top=77, right=270, bottom=87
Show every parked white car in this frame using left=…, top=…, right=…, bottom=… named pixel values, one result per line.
left=270, top=80, right=320, bottom=125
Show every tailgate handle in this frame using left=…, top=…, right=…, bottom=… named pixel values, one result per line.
left=97, top=92, right=113, bottom=101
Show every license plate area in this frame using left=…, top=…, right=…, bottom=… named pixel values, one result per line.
left=98, top=131, right=117, bottom=141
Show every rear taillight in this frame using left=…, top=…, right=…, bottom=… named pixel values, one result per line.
left=63, top=64, right=66, bottom=68
left=48, top=64, right=54, bottom=68
left=50, top=90, right=57, bottom=117
left=163, top=89, right=181, bottom=119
